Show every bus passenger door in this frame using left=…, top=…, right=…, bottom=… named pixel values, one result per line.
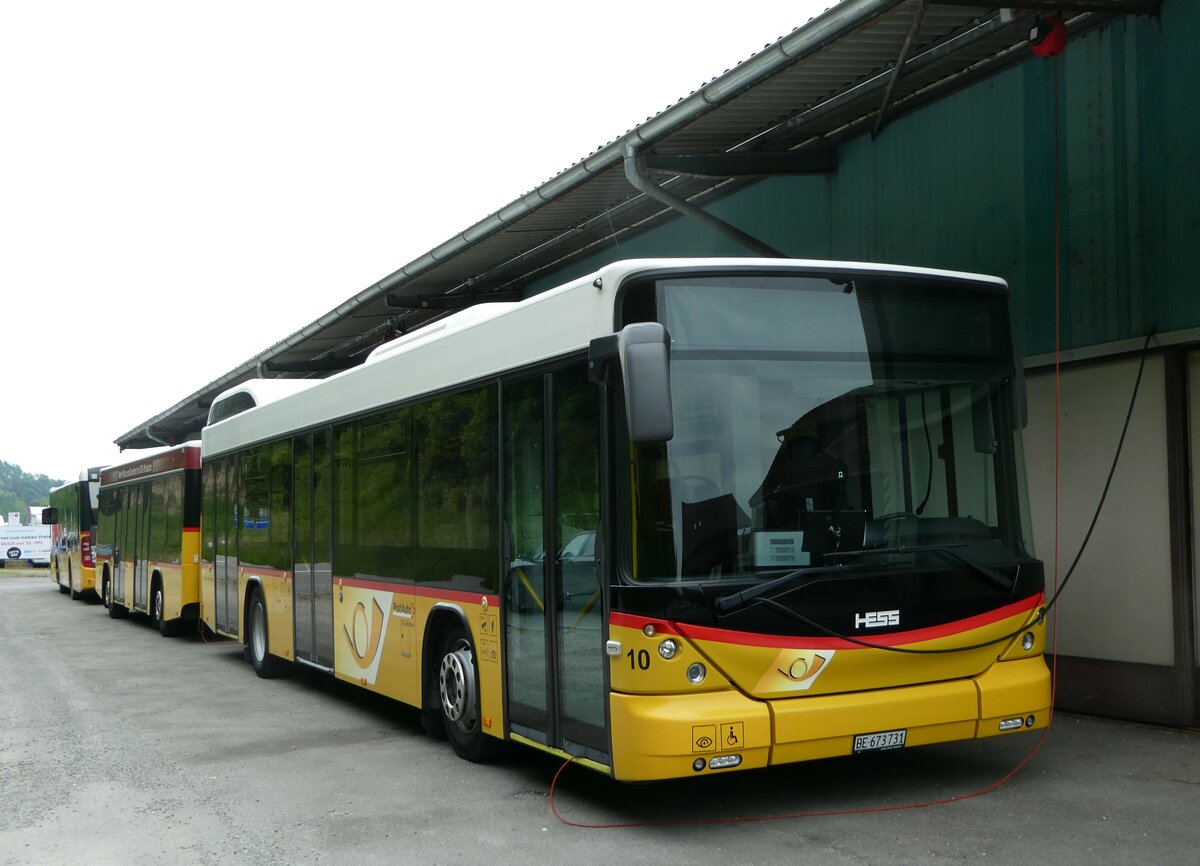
left=293, top=430, right=334, bottom=669
left=111, top=488, right=128, bottom=607
left=133, top=482, right=151, bottom=610
left=502, top=365, right=608, bottom=764
left=214, top=457, right=239, bottom=637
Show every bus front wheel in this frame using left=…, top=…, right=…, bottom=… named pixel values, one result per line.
left=246, top=589, right=283, bottom=679
left=436, top=625, right=501, bottom=763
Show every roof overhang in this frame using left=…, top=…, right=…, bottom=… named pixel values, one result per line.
left=117, top=0, right=1160, bottom=450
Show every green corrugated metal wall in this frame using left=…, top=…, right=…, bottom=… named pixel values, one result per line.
left=529, top=1, right=1199, bottom=358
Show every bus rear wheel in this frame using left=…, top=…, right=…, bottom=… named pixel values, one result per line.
left=437, top=625, right=501, bottom=763
left=246, top=589, right=283, bottom=679
left=151, top=582, right=176, bottom=637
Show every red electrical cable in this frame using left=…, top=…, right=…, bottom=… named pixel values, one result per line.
left=550, top=726, right=1052, bottom=829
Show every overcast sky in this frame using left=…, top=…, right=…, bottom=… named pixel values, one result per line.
left=2, top=0, right=834, bottom=483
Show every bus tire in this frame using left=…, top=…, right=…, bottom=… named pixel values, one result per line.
left=436, top=624, right=502, bottom=763
left=58, top=581, right=69, bottom=594
left=151, top=580, right=176, bottom=637
left=246, top=588, right=283, bottom=679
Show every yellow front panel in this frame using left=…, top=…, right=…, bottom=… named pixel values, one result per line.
left=771, top=678, right=979, bottom=764
left=974, top=657, right=1052, bottom=737
left=606, top=604, right=1052, bottom=781
left=674, top=602, right=1044, bottom=700
left=608, top=620, right=733, bottom=695
left=610, top=689, right=771, bottom=782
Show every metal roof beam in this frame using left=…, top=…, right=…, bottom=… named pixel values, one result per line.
left=737, top=10, right=1014, bottom=153
left=641, top=149, right=837, bottom=178
left=872, top=0, right=929, bottom=139
left=624, top=143, right=787, bottom=258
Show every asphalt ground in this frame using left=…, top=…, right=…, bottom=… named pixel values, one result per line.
left=1, top=567, right=1197, bottom=865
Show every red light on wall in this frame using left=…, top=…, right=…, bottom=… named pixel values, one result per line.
left=1030, top=14, right=1067, bottom=57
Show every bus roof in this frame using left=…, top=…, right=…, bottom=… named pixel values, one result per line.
left=99, top=443, right=201, bottom=487
left=202, top=257, right=1008, bottom=457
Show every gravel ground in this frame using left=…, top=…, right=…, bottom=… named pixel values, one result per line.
left=2, top=569, right=1198, bottom=865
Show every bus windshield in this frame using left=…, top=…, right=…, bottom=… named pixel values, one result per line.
left=625, top=272, right=1034, bottom=585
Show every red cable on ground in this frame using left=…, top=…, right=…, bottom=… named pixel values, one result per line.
left=551, top=726, right=1052, bottom=829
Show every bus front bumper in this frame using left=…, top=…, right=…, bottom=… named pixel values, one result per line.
left=608, top=657, right=1051, bottom=782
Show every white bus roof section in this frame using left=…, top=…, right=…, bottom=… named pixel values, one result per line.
left=202, top=257, right=1006, bottom=457
left=208, top=379, right=321, bottom=415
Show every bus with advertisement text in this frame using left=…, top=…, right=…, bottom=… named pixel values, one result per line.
left=94, top=444, right=202, bottom=635
left=199, top=258, right=1051, bottom=781
left=44, top=469, right=102, bottom=599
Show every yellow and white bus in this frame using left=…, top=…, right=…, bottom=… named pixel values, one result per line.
left=44, top=469, right=101, bottom=600
left=94, top=445, right=202, bottom=635
left=200, top=258, right=1050, bottom=781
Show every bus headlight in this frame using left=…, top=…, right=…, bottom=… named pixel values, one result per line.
left=659, top=639, right=678, bottom=660
left=686, top=662, right=706, bottom=684
left=1022, top=632, right=1036, bottom=652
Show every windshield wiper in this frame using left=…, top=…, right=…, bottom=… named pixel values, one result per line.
left=826, top=543, right=1013, bottom=592
left=713, top=562, right=876, bottom=614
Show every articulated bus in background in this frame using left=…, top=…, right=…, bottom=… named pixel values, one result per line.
left=200, top=258, right=1051, bottom=782
left=43, top=469, right=102, bottom=599
left=94, top=444, right=202, bottom=635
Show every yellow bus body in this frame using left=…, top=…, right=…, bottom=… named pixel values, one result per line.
left=204, top=572, right=507, bottom=740
left=112, top=528, right=200, bottom=621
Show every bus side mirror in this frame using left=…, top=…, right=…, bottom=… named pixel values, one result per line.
left=41, top=508, right=59, bottom=525
left=589, top=322, right=674, bottom=442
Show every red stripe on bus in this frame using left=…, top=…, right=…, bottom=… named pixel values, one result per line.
left=610, top=594, right=1043, bottom=650
left=339, top=576, right=499, bottom=606
left=241, top=566, right=292, bottom=579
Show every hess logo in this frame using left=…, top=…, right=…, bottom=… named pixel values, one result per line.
left=855, top=609, right=900, bottom=629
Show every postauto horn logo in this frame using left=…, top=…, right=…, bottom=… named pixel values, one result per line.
left=753, top=648, right=835, bottom=693
left=342, top=594, right=390, bottom=684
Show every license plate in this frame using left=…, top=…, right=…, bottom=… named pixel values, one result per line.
left=853, top=729, right=907, bottom=754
